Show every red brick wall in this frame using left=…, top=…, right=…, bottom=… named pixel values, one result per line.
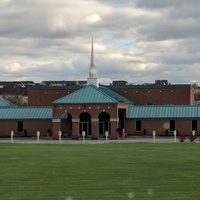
left=125, top=119, right=200, bottom=136
left=0, top=121, right=52, bottom=137
left=28, top=88, right=78, bottom=106
left=53, top=104, right=120, bottom=119
left=24, top=121, right=52, bottom=136
left=112, top=87, right=195, bottom=105
left=53, top=104, right=129, bottom=139
left=28, top=86, right=195, bottom=106
left=0, top=122, right=16, bottom=136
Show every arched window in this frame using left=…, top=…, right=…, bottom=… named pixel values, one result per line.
left=99, top=112, right=110, bottom=137
left=60, top=112, right=72, bottom=137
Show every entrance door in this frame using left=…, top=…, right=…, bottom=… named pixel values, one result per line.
left=118, top=109, right=126, bottom=130
left=99, top=112, right=110, bottom=137
left=80, top=122, right=91, bottom=136
left=79, top=112, right=91, bottom=136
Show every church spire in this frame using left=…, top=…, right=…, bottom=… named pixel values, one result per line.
left=89, top=37, right=96, bottom=78
left=87, top=38, right=99, bottom=87
left=91, top=37, right=94, bottom=68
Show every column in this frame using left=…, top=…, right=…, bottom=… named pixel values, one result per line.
left=72, top=118, right=80, bottom=139
left=52, top=119, right=61, bottom=140
left=110, top=118, right=119, bottom=139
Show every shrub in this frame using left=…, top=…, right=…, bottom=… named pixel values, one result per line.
left=179, top=135, right=185, bottom=142
left=189, top=135, right=196, bottom=142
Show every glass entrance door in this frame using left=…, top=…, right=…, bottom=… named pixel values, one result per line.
left=79, top=112, right=91, bottom=136
left=79, top=122, right=91, bottom=136
left=99, top=121, right=110, bottom=137
left=99, top=112, right=110, bottom=137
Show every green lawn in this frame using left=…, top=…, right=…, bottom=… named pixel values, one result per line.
left=0, top=143, right=199, bottom=200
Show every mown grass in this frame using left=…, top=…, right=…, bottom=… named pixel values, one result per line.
left=0, top=143, right=199, bottom=200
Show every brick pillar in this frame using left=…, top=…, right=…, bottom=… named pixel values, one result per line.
left=110, top=118, right=119, bottom=139
left=52, top=119, right=61, bottom=140
left=72, top=118, right=80, bottom=139
left=91, top=118, right=99, bottom=139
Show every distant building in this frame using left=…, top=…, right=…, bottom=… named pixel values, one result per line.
left=112, top=80, right=127, bottom=86
left=41, top=80, right=87, bottom=87
left=0, top=81, right=35, bottom=105
left=155, top=80, right=168, bottom=85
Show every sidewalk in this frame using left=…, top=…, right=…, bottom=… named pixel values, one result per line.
left=0, top=136, right=189, bottom=144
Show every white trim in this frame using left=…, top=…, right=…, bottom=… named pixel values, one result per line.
left=110, top=118, right=119, bottom=122
left=72, top=118, right=80, bottom=123
left=52, top=119, right=61, bottom=123
left=91, top=118, right=99, bottom=122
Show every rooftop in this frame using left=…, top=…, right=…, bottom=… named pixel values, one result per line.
left=0, top=99, right=17, bottom=107
left=127, top=105, right=200, bottom=119
left=53, top=84, right=134, bottom=105
left=0, top=107, right=52, bottom=120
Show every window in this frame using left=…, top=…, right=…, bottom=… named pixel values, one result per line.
left=135, top=120, right=141, bottom=132
left=192, top=120, right=197, bottom=131
left=18, top=121, right=24, bottom=132
left=169, top=120, right=175, bottom=131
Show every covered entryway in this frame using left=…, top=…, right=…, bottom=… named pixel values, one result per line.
left=99, top=112, right=110, bottom=137
left=118, top=109, right=126, bottom=130
left=79, top=112, right=91, bottom=136
left=60, top=112, right=72, bottom=137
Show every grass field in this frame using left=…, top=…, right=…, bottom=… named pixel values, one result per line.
left=0, top=143, right=200, bottom=200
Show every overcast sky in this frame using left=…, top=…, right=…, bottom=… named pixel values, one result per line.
left=1, top=0, right=200, bottom=85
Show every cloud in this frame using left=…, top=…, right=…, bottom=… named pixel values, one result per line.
left=4, top=62, right=24, bottom=73
left=85, top=14, right=101, bottom=23
left=0, top=0, right=200, bottom=85
left=136, top=0, right=200, bottom=9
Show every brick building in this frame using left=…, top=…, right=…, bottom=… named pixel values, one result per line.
left=0, top=99, right=52, bottom=137
left=0, top=40, right=199, bottom=139
left=28, top=83, right=196, bottom=106
left=126, top=105, right=200, bottom=137
left=26, top=80, right=198, bottom=139
left=52, top=84, right=133, bottom=139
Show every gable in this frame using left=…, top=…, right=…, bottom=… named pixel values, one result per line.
left=53, top=85, right=120, bottom=105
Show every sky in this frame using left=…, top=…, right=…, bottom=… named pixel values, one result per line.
left=1, top=0, right=200, bottom=85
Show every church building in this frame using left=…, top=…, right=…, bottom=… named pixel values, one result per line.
left=52, top=38, right=134, bottom=139
left=0, top=39, right=200, bottom=139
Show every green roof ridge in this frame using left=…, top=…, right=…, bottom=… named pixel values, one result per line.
left=53, top=84, right=120, bottom=104
left=90, top=85, right=119, bottom=103
left=99, top=86, right=134, bottom=104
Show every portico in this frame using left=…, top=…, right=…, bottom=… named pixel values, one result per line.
left=52, top=84, right=133, bottom=139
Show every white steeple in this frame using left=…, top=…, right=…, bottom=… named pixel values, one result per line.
left=87, top=38, right=99, bottom=87
left=89, top=37, right=96, bottom=78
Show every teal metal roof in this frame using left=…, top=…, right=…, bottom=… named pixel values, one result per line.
left=53, top=84, right=134, bottom=105
left=127, top=105, right=200, bottom=119
left=107, top=84, right=192, bottom=89
left=60, top=112, right=68, bottom=119
left=0, top=107, right=52, bottom=121
left=99, top=87, right=133, bottom=104
left=0, top=99, right=17, bottom=107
